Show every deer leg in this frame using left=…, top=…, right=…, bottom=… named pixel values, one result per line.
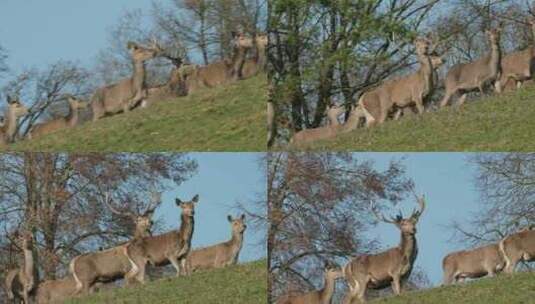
left=439, top=90, right=454, bottom=108
left=391, top=274, right=401, bottom=295
left=168, top=255, right=182, bottom=276
left=458, top=93, right=467, bottom=106
left=517, top=81, right=523, bottom=89
left=393, top=109, right=402, bottom=121
left=494, top=80, right=502, bottom=93
left=415, top=98, right=425, bottom=115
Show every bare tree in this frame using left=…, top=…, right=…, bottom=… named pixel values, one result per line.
left=0, top=153, right=198, bottom=281
left=267, top=152, right=423, bottom=303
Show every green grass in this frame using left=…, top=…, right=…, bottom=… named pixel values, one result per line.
left=372, top=271, right=535, bottom=304
left=66, top=259, right=267, bottom=304
left=295, top=86, right=535, bottom=151
left=12, top=75, right=266, bottom=152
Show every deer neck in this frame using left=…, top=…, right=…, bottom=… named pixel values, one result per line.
left=178, top=214, right=194, bottom=245
left=132, top=60, right=147, bottom=92
left=255, top=43, right=266, bottom=67
left=3, top=107, right=19, bottom=141
left=23, top=246, right=35, bottom=283
left=229, top=229, right=244, bottom=256
left=66, top=105, right=78, bottom=127
left=418, top=52, right=433, bottom=92
left=400, top=231, right=417, bottom=264
left=489, top=39, right=501, bottom=74
left=319, top=274, right=336, bottom=303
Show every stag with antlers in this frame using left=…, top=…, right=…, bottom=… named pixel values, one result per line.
left=69, top=191, right=162, bottom=294
left=342, top=195, right=426, bottom=304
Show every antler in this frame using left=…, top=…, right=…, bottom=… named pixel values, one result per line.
left=103, top=192, right=137, bottom=220
left=410, top=191, right=426, bottom=222
left=143, top=190, right=162, bottom=216
left=370, top=200, right=398, bottom=224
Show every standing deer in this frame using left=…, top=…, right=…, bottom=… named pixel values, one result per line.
left=124, top=194, right=199, bottom=283
left=0, top=95, right=29, bottom=145
left=27, top=95, right=87, bottom=140
left=499, top=228, right=535, bottom=273
left=342, top=195, right=426, bottom=304
left=185, top=214, right=246, bottom=274
left=277, top=262, right=343, bottom=304
left=498, top=19, right=535, bottom=91
left=91, top=40, right=162, bottom=121
left=358, top=37, right=441, bottom=127
left=440, top=27, right=502, bottom=107
left=178, top=33, right=251, bottom=95
left=240, top=33, right=268, bottom=78
left=70, top=192, right=161, bottom=294
left=5, top=232, right=37, bottom=304
left=442, top=243, right=505, bottom=285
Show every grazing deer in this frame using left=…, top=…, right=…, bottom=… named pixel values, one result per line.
left=499, top=227, right=535, bottom=273
left=440, top=27, right=502, bottom=107
left=27, top=95, right=87, bottom=140
left=442, top=243, right=504, bottom=285
left=277, top=262, right=343, bottom=304
left=342, top=195, right=426, bottom=304
left=35, top=276, right=78, bottom=304
left=0, top=95, right=29, bottom=145
left=70, top=192, right=161, bottom=294
left=499, top=20, right=535, bottom=91
left=185, top=214, right=246, bottom=273
left=5, top=232, right=37, bottom=304
left=91, top=41, right=162, bottom=121
left=358, top=37, right=441, bottom=127
left=124, top=194, right=199, bottom=283
left=289, top=104, right=367, bottom=146
left=179, top=33, right=251, bottom=95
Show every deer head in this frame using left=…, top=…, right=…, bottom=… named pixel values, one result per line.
left=231, top=32, right=254, bottom=49
left=65, top=95, right=88, bottom=110
left=6, top=95, right=29, bottom=117
left=175, top=194, right=199, bottom=217
left=127, top=40, right=163, bottom=63
left=370, top=194, right=426, bottom=235
left=227, top=214, right=247, bottom=234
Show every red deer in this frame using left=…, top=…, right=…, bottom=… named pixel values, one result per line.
left=0, top=95, right=29, bottom=145
left=499, top=227, right=535, bottom=273
left=442, top=243, right=504, bottom=285
left=5, top=232, right=36, bottom=304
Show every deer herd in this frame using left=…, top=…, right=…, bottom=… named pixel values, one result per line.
left=4, top=193, right=248, bottom=304
left=0, top=31, right=267, bottom=146
left=277, top=195, right=535, bottom=304
left=283, top=18, right=535, bottom=146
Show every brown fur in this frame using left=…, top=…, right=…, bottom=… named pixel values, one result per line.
left=28, top=95, right=87, bottom=139
left=124, top=195, right=199, bottom=283
left=442, top=243, right=504, bottom=285
left=0, top=96, right=28, bottom=145
left=35, top=276, right=78, bottom=304
left=4, top=233, right=36, bottom=304
left=186, top=214, right=246, bottom=273
left=91, top=41, right=162, bottom=121
left=498, top=21, right=535, bottom=91
left=499, top=228, right=535, bottom=273
left=343, top=196, right=425, bottom=304
left=440, top=28, right=502, bottom=107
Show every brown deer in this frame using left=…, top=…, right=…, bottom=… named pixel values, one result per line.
left=440, top=27, right=502, bottom=107
left=34, top=276, right=78, bottom=304
left=124, top=194, right=199, bottom=283
left=277, top=262, right=343, bottom=304
left=342, top=195, right=426, bottom=304
left=179, top=33, right=251, bottom=95
left=240, top=33, right=268, bottom=78
left=289, top=104, right=367, bottom=146
left=359, top=37, right=441, bottom=126
left=185, top=214, right=246, bottom=274
left=499, top=20, right=535, bottom=91
left=91, top=40, right=163, bottom=121
left=325, top=104, right=346, bottom=126
left=27, top=95, right=87, bottom=140
left=0, top=95, right=29, bottom=145
left=5, top=232, right=37, bottom=304
left=70, top=192, right=161, bottom=294
left=499, top=228, right=535, bottom=273
left=442, top=243, right=505, bottom=285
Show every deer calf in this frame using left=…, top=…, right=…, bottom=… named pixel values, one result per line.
left=343, top=195, right=426, bottom=303
left=499, top=228, right=535, bottom=273
left=27, top=95, right=87, bottom=139
left=185, top=214, right=246, bottom=274
left=440, top=27, right=502, bottom=107
left=124, top=194, right=199, bottom=283
left=442, top=243, right=504, bottom=285
left=0, top=95, right=29, bottom=145
left=277, top=262, right=343, bottom=304
left=5, top=232, right=36, bottom=304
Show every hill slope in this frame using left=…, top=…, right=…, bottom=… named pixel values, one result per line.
left=296, top=85, right=535, bottom=151
left=66, top=260, right=267, bottom=304
left=373, top=271, right=535, bottom=304
left=13, top=75, right=266, bottom=152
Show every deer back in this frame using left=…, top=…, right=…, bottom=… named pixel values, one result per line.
left=443, top=243, right=503, bottom=277
left=501, top=48, right=533, bottom=80
left=128, top=230, right=181, bottom=265
left=501, top=229, right=535, bottom=257
left=35, top=276, right=78, bottom=304
left=290, top=125, right=338, bottom=146
left=72, top=246, right=132, bottom=283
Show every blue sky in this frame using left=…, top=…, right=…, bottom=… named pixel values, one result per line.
left=358, top=153, right=481, bottom=286
left=154, top=152, right=266, bottom=263
left=0, top=0, right=153, bottom=77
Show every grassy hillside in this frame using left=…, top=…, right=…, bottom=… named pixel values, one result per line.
left=295, top=85, right=535, bottom=151
left=12, top=75, right=266, bottom=152
left=373, top=271, right=535, bottom=304
left=66, top=260, right=267, bottom=304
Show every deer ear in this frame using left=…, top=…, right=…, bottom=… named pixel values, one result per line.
left=192, top=194, right=199, bottom=203
left=175, top=198, right=182, bottom=206
left=6, top=95, right=13, bottom=104
left=241, top=214, right=246, bottom=220
left=227, top=215, right=233, bottom=222
left=127, top=42, right=138, bottom=50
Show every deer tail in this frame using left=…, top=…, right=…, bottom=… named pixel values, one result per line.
left=498, top=237, right=511, bottom=270
left=69, top=256, right=83, bottom=292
